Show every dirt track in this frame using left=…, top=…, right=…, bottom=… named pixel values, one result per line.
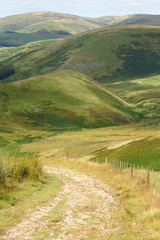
left=2, top=167, right=119, bottom=240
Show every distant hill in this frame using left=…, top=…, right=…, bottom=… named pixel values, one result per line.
left=1, top=25, right=159, bottom=83
left=0, top=12, right=102, bottom=33
left=117, top=14, right=160, bottom=26
left=96, top=14, right=160, bottom=26
left=0, top=12, right=159, bottom=47
left=0, top=70, right=140, bottom=130
left=0, top=12, right=104, bottom=47
left=0, top=12, right=102, bottom=46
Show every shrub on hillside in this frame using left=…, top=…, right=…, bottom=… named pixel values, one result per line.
left=0, top=156, right=42, bottom=191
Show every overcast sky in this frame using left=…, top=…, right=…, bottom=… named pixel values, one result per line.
left=0, top=0, right=159, bottom=18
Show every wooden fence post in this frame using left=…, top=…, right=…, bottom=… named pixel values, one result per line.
left=120, top=161, right=123, bottom=172
left=142, top=166, right=144, bottom=181
left=130, top=164, right=133, bottom=177
left=147, top=169, right=150, bottom=185
left=137, top=166, right=139, bottom=178
left=158, top=176, right=160, bottom=192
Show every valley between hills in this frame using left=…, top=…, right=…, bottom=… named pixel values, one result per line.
left=0, top=11, right=160, bottom=240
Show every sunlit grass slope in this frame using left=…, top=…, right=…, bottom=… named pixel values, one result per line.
left=109, top=137, right=160, bottom=170
left=0, top=39, right=59, bottom=61
left=0, top=11, right=101, bottom=33
left=22, top=120, right=160, bottom=161
left=0, top=70, right=140, bottom=131
left=0, top=12, right=159, bottom=34
left=1, top=25, right=159, bottom=83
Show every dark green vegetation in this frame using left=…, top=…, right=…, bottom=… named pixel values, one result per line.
left=91, top=137, right=160, bottom=171
left=0, top=30, right=70, bottom=47
left=1, top=26, right=159, bottom=84
left=0, top=70, right=140, bottom=132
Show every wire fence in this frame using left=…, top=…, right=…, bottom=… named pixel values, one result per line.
left=103, top=158, right=160, bottom=192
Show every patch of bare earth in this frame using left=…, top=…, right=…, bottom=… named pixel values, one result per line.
left=107, top=138, right=144, bottom=149
left=1, top=167, right=119, bottom=240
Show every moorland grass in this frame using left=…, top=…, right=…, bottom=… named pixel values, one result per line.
left=0, top=154, right=42, bottom=191
left=21, top=122, right=160, bottom=170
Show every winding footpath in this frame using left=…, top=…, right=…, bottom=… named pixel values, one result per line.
left=2, top=167, right=119, bottom=240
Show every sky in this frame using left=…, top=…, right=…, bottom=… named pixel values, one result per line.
left=0, top=0, right=160, bottom=18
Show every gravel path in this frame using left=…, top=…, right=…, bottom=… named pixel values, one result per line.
left=1, top=167, right=119, bottom=240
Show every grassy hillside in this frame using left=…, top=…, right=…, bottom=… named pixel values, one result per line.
left=1, top=25, right=159, bottom=84
left=106, top=74, right=160, bottom=119
left=119, top=14, right=160, bottom=26
left=91, top=137, right=160, bottom=170
left=0, top=12, right=159, bottom=47
left=0, top=11, right=101, bottom=33
left=95, top=15, right=130, bottom=25
left=21, top=120, right=160, bottom=161
left=0, top=12, right=102, bottom=47
left=0, top=70, right=140, bottom=132
left=0, top=12, right=159, bottom=33
left=0, top=39, right=58, bottom=61
left=19, top=18, right=101, bottom=35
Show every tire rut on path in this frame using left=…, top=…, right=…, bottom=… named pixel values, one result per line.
left=1, top=167, right=119, bottom=240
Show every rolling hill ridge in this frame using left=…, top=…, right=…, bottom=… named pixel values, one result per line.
left=1, top=25, right=159, bottom=83
left=0, top=12, right=160, bottom=47
left=0, top=70, right=140, bottom=131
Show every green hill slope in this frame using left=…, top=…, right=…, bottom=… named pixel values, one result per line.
left=0, top=30, right=68, bottom=47
left=0, top=12, right=102, bottom=47
left=0, top=12, right=159, bottom=47
left=0, top=12, right=159, bottom=33
left=0, top=39, right=58, bottom=61
left=1, top=25, right=159, bottom=83
left=118, top=14, right=160, bottom=26
left=0, top=70, right=140, bottom=131
left=0, top=12, right=101, bottom=33
left=106, top=74, right=160, bottom=119
left=97, top=14, right=160, bottom=26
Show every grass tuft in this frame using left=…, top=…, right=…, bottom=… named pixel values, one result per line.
left=0, top=155, right=42, bottom=191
